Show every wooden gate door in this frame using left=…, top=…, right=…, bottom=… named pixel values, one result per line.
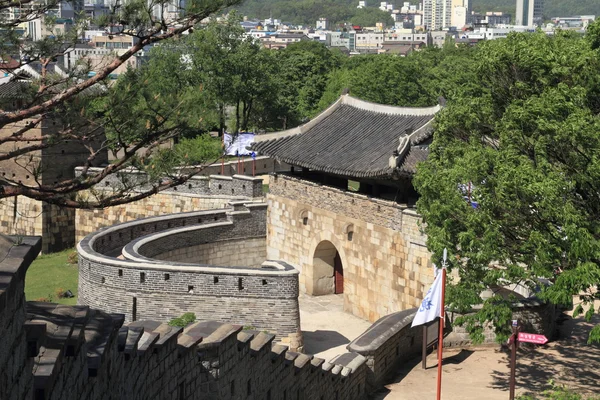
left=334, top=252, right=344, bottom=294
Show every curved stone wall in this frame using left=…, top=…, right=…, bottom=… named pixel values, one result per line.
left=77, top=201, right=302, bottom=348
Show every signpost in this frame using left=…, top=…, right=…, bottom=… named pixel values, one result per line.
left=508, top=320, right=548, bottom=400
left=518, top=333, right=548, bottom=345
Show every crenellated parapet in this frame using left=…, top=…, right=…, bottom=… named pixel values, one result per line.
left=77, top=201, right=302, bottom=349
left=24, top=303, right=368, bottom=400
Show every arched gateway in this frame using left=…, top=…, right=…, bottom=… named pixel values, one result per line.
left=310, top=240, right=344, bottom=295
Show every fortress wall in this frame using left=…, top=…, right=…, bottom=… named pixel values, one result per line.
left=77, top=203, right=301, bottom=346
left=0, top=175, right=264, bottom=254
left=156, top=237, right=266, bottom=267
left=75, top=174, right=264, bottom=243
left=0, top=197, right=75, bottom=253
left=0, top=236, right=557, bottom=400
left=0, top=237, right=40, bottom=400
left=267, top=173, right=435, bottom=323
left=77, top=258, right=300, bottom=341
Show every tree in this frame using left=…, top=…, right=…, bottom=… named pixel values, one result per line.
left=350, top=7, right=394, bottom=28
left=316, top=53, right=439, bottom=113
left=274, top=41, right=344, bottom=128
left=0, top=0, right=242, bottom=208
left=414, top=28, right=600, bottom=343
left=186, top=14, right=279, bottom=134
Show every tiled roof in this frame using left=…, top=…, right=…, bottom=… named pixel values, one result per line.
left=251, top=95, right=441, bottom=179
left=0, top=81, right=31, bottom=98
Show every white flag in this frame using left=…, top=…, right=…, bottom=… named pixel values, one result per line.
left=411, top=269, right=444, bottom=327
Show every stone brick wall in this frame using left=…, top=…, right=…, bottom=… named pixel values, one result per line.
left=77, top=202, right=302, bottom=346
left=75, top=174, right=265, bottom=243
left=156, top=237, right=266, bottom=267
left=0, top=197, right=74, bottom=253
left=267, top=173, right=435, bottom=323
left=0, top=237, right=40, bottom=400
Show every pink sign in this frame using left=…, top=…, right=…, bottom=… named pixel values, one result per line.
left=518, top=332, right=548, bottom=345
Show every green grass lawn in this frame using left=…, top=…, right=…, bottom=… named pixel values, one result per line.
left=25, top=248, right=79, bottom=305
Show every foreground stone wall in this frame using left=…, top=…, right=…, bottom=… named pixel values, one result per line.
left=77, top=202, right=302, bottom=347
left=0, top=237, right=368, bottom=400
left=0, top=237, right=40, bottom=400
left=267, top=173, right=435, bottom=323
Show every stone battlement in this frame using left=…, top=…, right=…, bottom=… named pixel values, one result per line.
left=76, top=167, right=266, bottom=199
left=25, top=301, right=368, bottom=400
left=77, top=202, right=302, bottom=347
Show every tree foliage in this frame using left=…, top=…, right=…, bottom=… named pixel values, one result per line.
left=0, top=0, right=242, bottom=208
left=414, top=27, right=600, bottom=343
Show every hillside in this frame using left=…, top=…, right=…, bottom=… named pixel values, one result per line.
left=236, top=0, right=600, bottom=26
left=471, top=0, right=600, bottom=18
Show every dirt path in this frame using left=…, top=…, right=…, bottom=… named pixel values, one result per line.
left=374, top=304, right=600, bottom=399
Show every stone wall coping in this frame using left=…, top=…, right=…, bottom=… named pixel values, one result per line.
left=209, top=174, right=233, bottom=181
left=347, top=308, right=417, bottom=355
left=402, top=208, right=421, bottom=217
left=78, top=201, right=297, bottom=276
left=245, top=202, right=268, bottom=210
left=272, top=173, right=412, bottom=210
left=122, top=221, right=234, bottom=261
left=231, top=174, right=265, bottom=182
left=78, top=243, right=299, bottom=275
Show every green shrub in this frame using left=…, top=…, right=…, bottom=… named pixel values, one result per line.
left=168, top=312, right=196, bottom=328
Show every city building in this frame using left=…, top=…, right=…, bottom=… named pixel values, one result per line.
left=423, top=0, right=452, bottom=30
left=471, top=11, right=512, bottom=27
left=516, top=0, right=544, bottom=27
left=260, top=33, right=309, bottom=50
left=316, top=17, right=329, bottom=30
left=551, top=15, right=595, bottom=29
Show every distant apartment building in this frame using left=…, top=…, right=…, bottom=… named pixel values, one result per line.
left=471, top=12, right=512, bottom=27
left=379, top=2, right=393, bottom=11
left=552, top=15, right=595, bottom=29
left=459, top=25, right=537, bottom=42
left=515, top=0, right=544, bottom=27
left=17, top=0, right=84, bottom=41
left=423, top=0, right=452, bottom=30
left=260, top=33, right=309, bottom=49
left=63, top=35, right=143, bottom=78
left=316, top=18, right=329, bottom=30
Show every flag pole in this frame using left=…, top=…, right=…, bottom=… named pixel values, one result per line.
left=436, top=249, right=448, bottom=400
